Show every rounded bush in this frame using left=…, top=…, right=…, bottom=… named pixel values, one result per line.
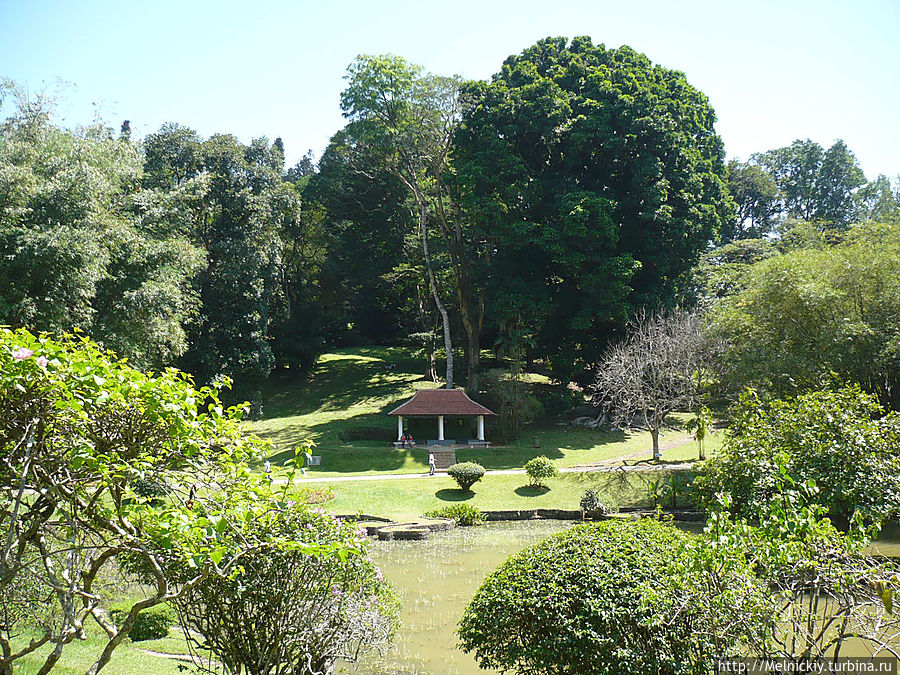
left=458, top=519, right=709, bottom=674
left=425, top=504, right=486, bottom=526
left=108, top=602, right=175, bottom=641
left=579, top=489, right=608, bottom=517
left=447, top=462, right=485, bottom=492
left=524, top=455, right=558, bottom=488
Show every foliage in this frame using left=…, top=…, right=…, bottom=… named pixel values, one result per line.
left=645, top=472, right=694, bottom=509
left=663, top=485, right=900, bottom=658
left=722, top=159, right=781, bottom=241
left=593, top=310, right=715, bottom=458
left=579, top=489, right=608, bottom=517
left=695, top=386, right=900, bottom=523
left=534, top=384, right=584, bottom=414
left=753, top=138, right=865, bottom=228
left=424, top=504, right=486, bottom=526
left=169, top=506, right=399, bottom=675
left=0, top=85, right=204, bottom=370
left=454, top=36, right=732, bottom=385
left=524, top=455, right=558, bottom=488
left=710, top=221, right=900, bottom=408
left=107, top=603, right=175, bottom=642
left=458, top=519, right=716, bottom=674
left=337, top=425, right=392, bottom=444
left=482, top=368, right=543, bottom=442
left=0, top=327, right=347, bottom=675
left=446, top=462, right=485, bottom=491
left=684, top=405, right=713, bottom=460
left=340, top=54, right=474, bottom=389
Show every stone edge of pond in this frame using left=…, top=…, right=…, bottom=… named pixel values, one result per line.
left=480, top=508, right=706, bottom=522
left=334, top=510, right=706, bottom=542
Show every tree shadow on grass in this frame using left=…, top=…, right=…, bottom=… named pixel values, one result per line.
left=435, top=488, right=475, bottom=502
left=515, top=485, right=551, bottom=497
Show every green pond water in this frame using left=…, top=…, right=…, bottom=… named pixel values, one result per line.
left=344, top=520, right=900, bottom=675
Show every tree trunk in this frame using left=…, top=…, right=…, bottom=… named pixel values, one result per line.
left=465, top=327, right=480, bottom=395
left=415, top=278, right=437, bottom=382
left=418, top=202, right=453, bottom=388
left=651, top=427, right=661, bottom=461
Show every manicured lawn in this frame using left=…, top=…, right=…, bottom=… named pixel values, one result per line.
left=247, top=346, right=723, bottom=478
left=14, top=623, right=194, bottom=674
left=296, top=470, right=690, bottom=521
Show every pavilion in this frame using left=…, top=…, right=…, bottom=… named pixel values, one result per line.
left=388, top=388, right=496, bottom=444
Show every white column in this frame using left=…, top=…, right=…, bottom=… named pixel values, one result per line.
left=438, top=415, right=444, bottom=441
left=477, top=415, right=485, bottom=441
left=397, top=416, right=404, bottom=441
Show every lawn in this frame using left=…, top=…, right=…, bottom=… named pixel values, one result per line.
left=247, top=347, right=723, bottom=478
left=14, top=623, right=195, bottom=675
left=296, top=469, right=691, bottom=521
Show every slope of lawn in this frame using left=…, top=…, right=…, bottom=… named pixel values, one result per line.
left=298, top=470, right=692, bottom=521
left=246, top=346, right=721, bottom=477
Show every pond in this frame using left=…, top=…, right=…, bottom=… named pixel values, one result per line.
left=345, top=519, right=900, bottom=675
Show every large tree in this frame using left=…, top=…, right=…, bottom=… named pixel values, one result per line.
left=710, top=221, right=900, bottom=408
left=723, top=159, right=781, bottom=241
left=753, top=138, right=865, bottom=228
left=339, top=54, right=486, bottom=391
left=453, top=36, right=732, bottom=384
left=0, top=85, right=204, bottom=370
left=142, top=125, right=300, bottom=392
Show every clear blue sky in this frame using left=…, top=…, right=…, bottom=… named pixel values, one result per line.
left=1, top=0, right=897, bottom=178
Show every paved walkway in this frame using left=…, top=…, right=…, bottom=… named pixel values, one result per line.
left=278, top=435, right=698, bottom=485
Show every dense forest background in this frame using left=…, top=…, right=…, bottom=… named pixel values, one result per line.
left=2, top=36, right=898, bottom=408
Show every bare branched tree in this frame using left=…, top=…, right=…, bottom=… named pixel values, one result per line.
left=592, top=310, right=715, bottom=460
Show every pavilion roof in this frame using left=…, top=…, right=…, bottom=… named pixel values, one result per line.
left=387, top=388, right=496, bottom=417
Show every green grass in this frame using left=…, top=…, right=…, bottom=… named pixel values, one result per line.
left=298, top=470, right=688, bottom=521
left=247, top=346, right=722, bottom=478
left=13, top=622, right=196, bottom=674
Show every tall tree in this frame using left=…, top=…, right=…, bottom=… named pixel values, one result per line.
left=340, top=54, right=483, bottom=390
left=0, top=86, right=204, bottom=370
left=723, top=159, right=781, bottom=240
left=454, top=36, right=732, bottom=384
left=856, top=174, right=900, bottom=223
left=753, top=138, right=865, bottom=228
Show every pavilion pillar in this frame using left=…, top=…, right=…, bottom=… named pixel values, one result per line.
left=477, top=415, right=485, bottom=441
left=438, top=415, right=444, bottom=441
left=398, top=415, right=404, bottom=441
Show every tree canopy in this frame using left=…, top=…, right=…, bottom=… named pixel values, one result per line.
left=453, top=36, right=733, bottom=383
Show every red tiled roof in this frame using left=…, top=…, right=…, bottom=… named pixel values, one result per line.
left=388, top=388, right=496, bottom=417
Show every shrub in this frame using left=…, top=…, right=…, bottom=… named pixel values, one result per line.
left=338, top=426, right=390, bottom=443
left=108, top=602, right=176, bottom=641
left=168, top=506, right=399, bottom=675
left=458, top=519, right=713, bottom=673
left=695, top=386, right=900, bottom=522
left=535, top=385, right=584, bottom=414
left=447, top=462, right=486, bottom=491
left=425, top=504, right=486, bottom=526
left=579, top=489, right=608, bottom=517
left=524, top=456, right=558, bottom=488
left=130, top=476, right=170, bottom=501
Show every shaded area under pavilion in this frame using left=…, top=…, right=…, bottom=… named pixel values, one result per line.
left=388, top=388, right=496, bottom=445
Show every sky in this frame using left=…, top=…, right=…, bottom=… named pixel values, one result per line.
left=1, top=0, right=898, bottom=179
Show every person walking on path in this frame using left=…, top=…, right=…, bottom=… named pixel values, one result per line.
left=264, top=459, right=273, bottom=483
left=428, top=452, right=436, bottom=476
